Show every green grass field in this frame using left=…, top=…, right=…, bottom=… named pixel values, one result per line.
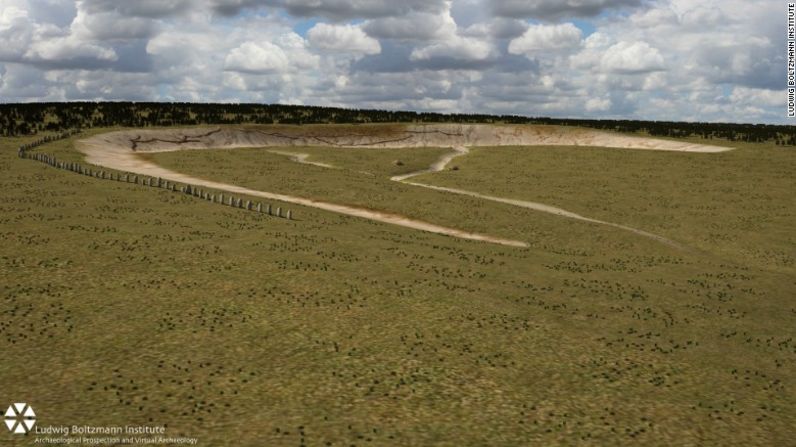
left=1, top=126, right=794, bottom=446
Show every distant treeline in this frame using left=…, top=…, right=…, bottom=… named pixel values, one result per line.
left=1, top=102, right=795, bottom=145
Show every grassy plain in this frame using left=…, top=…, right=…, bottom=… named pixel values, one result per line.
left=1, top=127, right=794, bottom=446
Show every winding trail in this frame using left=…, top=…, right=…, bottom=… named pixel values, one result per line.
left=267, top=150, right=336, bottom=169
left=78, top=138, right=529, bottom=248
left=390, top=146, right=470, bottom=182
left=285, top=147, right=683, bottom=249
left=397, top=171, right=682, bottom=249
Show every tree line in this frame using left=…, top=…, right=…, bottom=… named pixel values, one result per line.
left=1, top=102, right=794, bottom=145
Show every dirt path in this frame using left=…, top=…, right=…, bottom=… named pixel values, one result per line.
left=77, top=139, right=529, bottom=248
left=389, top=146, right=683, bottom=247
left=267, top=150, right=336, bottom=169
left=77, top=125, right=731, bottom=248
left=390, top=147, right=470, bottom=182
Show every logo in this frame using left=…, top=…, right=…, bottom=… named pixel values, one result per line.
left=4, top=403, right=36, bottom=434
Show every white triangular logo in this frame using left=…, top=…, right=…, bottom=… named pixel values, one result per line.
left=4, top=403, right=36, bottom=434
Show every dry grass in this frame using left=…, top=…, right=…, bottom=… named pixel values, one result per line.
left=0, top=127, right=793, bottom=446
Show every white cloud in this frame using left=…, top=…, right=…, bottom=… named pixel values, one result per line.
left=730, top=86, right=780, bottom=108
left=307, top=23, right=380, bottom=55
left=79, top=0, right=195, bottom=19
left=363, top=11, right=455, bottom=40
left=0, top=3, right=33, bottom=60
left=0, top=4, right=28, bottom=28
left=224, top=41, right=289, bottom=73
left=72, top=9, right=158, bottom=40
left=585, top=97, right=611, bottom=111
left=213, top=0, right=449, bottom=20
left=462, top=18, right=528, bottom=39
left=492, top=0, right=642, bottom=20
left=601, top=41, right=665, bottom=74
left=0, top=0, right=785, bottom=123
left=508, top=23, right=582, bottom=55
left=410, top=34, right=494, bottom=63
left=23, top=22, right=118, bottom=66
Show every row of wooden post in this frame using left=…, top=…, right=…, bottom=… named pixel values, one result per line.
left=17, top=129, right=81, bottom=158
left=19, top=130, right=293, bottom=220
left=179, top=184, right=291, bottom=219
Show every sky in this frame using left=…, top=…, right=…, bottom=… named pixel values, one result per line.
left=0, top=0, right=786, bottom=123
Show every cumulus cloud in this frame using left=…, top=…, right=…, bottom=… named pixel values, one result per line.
left=25, top=36, right=117, bottom=64
left=730, top=86, right=779, bottom=108
left=411, top=35, right=494, bottom=63
left=508, top=23, right=582, bottom=55
left=0, top=0, right=785, bottom=123
left=601, top=41, right=664, bottom=74
left=224, top=41, right=289, bottom=73
left=212, top=0, right=448, bottom=20
left=363, top=11, right=455, bottom=41
left=462, top=18, right=528, bottom=40
left=0, top=4, right=33, bottom=60
left=492, top=0, right=643, bottom=20
left=79, top=0, right=195, bottom=19
left=585, top=97, right=611, bottom=112
left=0, top=3, right=28, bottom=26
left=308, top=23, right=380, bottom=54
left=71, top=9, right=158, bottom=40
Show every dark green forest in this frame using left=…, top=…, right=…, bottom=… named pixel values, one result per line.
left=2, top=102, right=795, bottom=145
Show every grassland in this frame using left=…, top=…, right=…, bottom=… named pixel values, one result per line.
left=1, top=127, right=794, bottom=446
left=421, top=140, right=795, bottom=273
left=145, top=144, right=676, bottom=253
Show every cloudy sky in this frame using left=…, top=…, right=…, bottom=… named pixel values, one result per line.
left=0, top=0, right=785, bottom=123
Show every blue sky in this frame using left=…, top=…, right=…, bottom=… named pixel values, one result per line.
left=293, top=19, right=318, bottom=37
